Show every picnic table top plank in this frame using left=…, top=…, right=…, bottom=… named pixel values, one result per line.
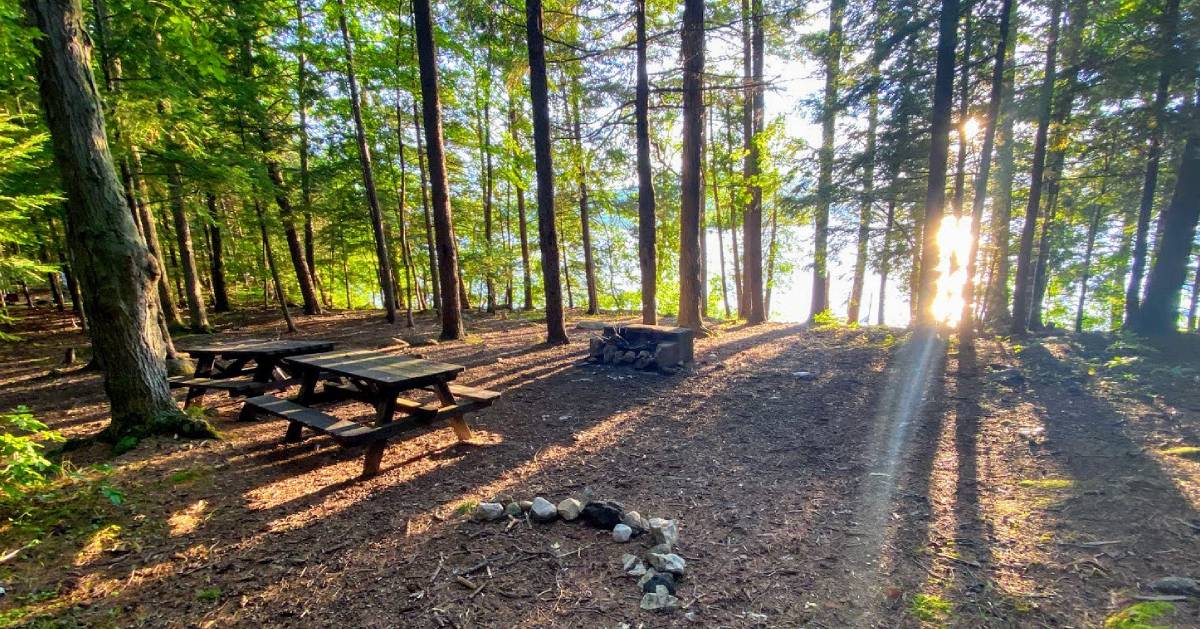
left=183, top=339, right=335, bottom=358
left=284, top=349, right=464, bottom=388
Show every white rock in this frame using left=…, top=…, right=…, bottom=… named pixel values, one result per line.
left=640, top=585, right=680, bottom=611
left=647, top=552, right=686, bottom=577
left=612, top=523, right=633, bottom=542
left=473, top=502, right=505, bottom=521
left=530, top=497, right=558, bottom=522
left=622, top=553, right=647, bottom=576
left=649, top=517, right=679, bottom=547
left=557, top=497, right=583, bottom=521
left=622, top=510, right=649, bottom=532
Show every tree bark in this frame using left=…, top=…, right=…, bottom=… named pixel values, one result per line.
left=915, top=0, right=959, bottom=325
left=635, top=0, right=657, bottom=325
left=165, top=160, right=209, bottom=332
left=413, top=99, right=441, bottom=311
left=509, top=104, right=534, bottom=311
left=678, top=0, right=707, bottom=334
left=338, top=0, right=397, bottom=324
left=1125, top=0, right=1181, bottom=325
left=709, top=105, right=731, bottom=319
left=526, top=0, right=568, bottom=344
left=254, top=201, right=296, bottom=333
left=812, top=0, right=845, bottom=319
left=571, top=88, right=600, bottom=315
left=1132, top=125, right=1200, bottom=334
left=959, top=0, right=1013, bottom=347
left=1075, top=202, right=1105, bottom=332
left=1010, top=0, right=1062, bottom=333
left=848, top=78, right=878, bottom=324
left=414, top=0, right=465, bottom=339
left=25, top=0, right=205, bottom=438
left=295, top=0, right=326, bottom=310
left=984, top=0, right=1018, bottom=328
left=205, top=193, right=231, bottom=313
left=1188, top=250, right=1200, bottom=332
left=743, top=0, right=766, bottom=324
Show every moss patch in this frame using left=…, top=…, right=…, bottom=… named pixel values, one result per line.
left=1105, top=601, right=1174, bottom=629
left=909, top=593, right=952, bottom=624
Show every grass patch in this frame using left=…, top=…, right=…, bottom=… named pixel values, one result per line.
left=168, top=467, right=208, bottom=485
left=1018, top=478, right=1074, bottom=490
left=909, top=593, right=952, bottom=624
left=195, top=586, right=222, bottom=602
left=1105, top=601, right=1174, bottom=629
left=1160, top=446, right=1200, bottom=461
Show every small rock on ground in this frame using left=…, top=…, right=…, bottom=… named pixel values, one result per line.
left=473, top=502, right=504, bottom=521
left=647, top=552, right=686, bottom=577
left=640, top=585, right=680, bottom=611
left=581, top=500, right=625, bottom=529
left=530, top=497, right=558, bottom=522
left=1151, top=576, right=1200, bottom=596
left=649, top=518, right=678, bottom=547
left=613, top=523, right=632, bottom=542
left=557, top=498, right=583, bottom=521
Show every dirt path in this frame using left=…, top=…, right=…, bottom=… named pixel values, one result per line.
left=0, top=309, right=1197, bottom=627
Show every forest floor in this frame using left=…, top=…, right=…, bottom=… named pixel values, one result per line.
left=0, top=305, right=1198, bottom=628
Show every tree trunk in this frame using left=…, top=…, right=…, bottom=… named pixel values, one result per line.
left=984, top=0, right=1017, bottom=328
left=571, top=89, right=600, bottom=315
left=128, top=148, right=181, bottom=329
left=254, top=201, right=296, bottom=333
left=414, top=0, right=465, bottom=339
left=951, top=5, right=972, bottom=216
left=295, top=0, right=325, bottom=310
left=878, top=197, right=896, bottom=325
left=509, top=104, right=535, bottom=311
left=709, top=106, right=731, bottom=319
left=677, top=0, right=706, bottom=334
left=764, top=202, right=779, bottom=316
left=1010, top=0, right=1062, bottom=333
left=1188, top=251, right=1200, bottom=332
left=742, top=0, right=766, bottom=324
left=958, top=0, right=1013, bottom=347
left=1075, top=202, right=1105, bottom=332
left=477, top=43, right=497, bottom=314
left=635, top=0, right=657, bottom=325
left=812, top=0, right=845, bottom=319
left=206, top=193, right=231, bottom=312
left=1030, top=0, right=1088, bottom=329
left=724, top=103, right=743, bottom=314
left=915, top=0, right=959, bottom=325
left=1132, top=127, right=1200, bottom=334
left=1125, top=0, right=1181, bottom=325
left=848, top=79, right=878, bottom=324
left=413, top=99, right=441, bottom=312
left=526, top=0, right=568, bottom=344
left=165, top=161, right=209, bottom=332
left=392, top=88, right=417, bottom=327
left=338, top=0, right=397, bottom=324
left=25, top=0, right=205, bottom=438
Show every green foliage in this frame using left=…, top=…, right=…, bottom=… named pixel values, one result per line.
left=909, top=593, right=952, bottom=624
left=810, top=310, right=840, bottom=329
left=1104, top=601, right=1174, bottom=629
left=0, top=406, right=64, bottom=496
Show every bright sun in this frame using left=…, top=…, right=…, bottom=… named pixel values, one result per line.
left=931, top=215, right=975, bottom=328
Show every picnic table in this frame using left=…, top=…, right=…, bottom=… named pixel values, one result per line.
left=170, top=339, right=335, bottom=408
left=240, top=349, right=500, bottom=478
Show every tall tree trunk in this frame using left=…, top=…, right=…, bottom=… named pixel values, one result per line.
left=878, top=197, right=896, bottom=325
left=1010, top=0, right=1062, bottom=333
left=338, top=0, right=397, bottom=324
left=295, top=0, right=326, bottom=310
left=129, top=148, right=181, bottom=328
left=393, top=89, right=417, bottom=327
left=709, top=105, right=731, bottom=319
left=254, top=201, right=296, bottom=333
left=206, top=193, right=231, bottom=312
left=1125, top=0, right=1181, bottom=325
left=984, top=0, right=1018, bottom=328
left=738, top=0, right=752, bottom=319
left=414, top=0, right=465, bottom=339
left=743, top=0, right=766, bottom=324
left=413, top=100, right=441, bottom=311
left=1075, top=203, right=1104, bottom=332
left=477, top=42, right=497, bottom=314
left=526, top=0, right=568, bottom=343
left=812, top=0, right=845, bottom=319
left=1030, top=0, right=1088, bottom=328
left=951, top=5, right=972, bottom=215
left=25, top=0, right=203, bottom=438
left=915, top=0, right=959, bottom=325
left=724, top=103, right=743, bottom=314
left=571, top=88, right=600, bottom=315
left=848, top=79, right=878, bottom=324
left=959, top=0, right=1013, bottom=348
left=678, top=0, right=706, bottom=333
left=509, top=104, right=534, bottom=311
left=635, top=0, right=657, bottom=325
left=1132, top=116, right=1200, bottom=334
left=165, top=161, right=209, bottom=332
left=1188, top=251, right=1200, bottom=332
left=764, top=202, right=779, bottom=316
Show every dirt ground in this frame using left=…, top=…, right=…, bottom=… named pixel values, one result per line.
left=0, top=306, right=1198, bottom=627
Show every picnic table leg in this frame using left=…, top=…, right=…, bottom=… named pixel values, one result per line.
left=184, top=355, right=216, bottom=409
left=362, top=394, right=398, bottom=478
left=434, top=382, right=474, bottom=442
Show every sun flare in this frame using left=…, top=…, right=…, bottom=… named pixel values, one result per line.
left=931, top=215, right=975, bottom=328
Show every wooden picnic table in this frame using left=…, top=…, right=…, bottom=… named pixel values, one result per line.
left=170, top=339, right=335, bottom=408
left=240, top=349, right=499, bottom=478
